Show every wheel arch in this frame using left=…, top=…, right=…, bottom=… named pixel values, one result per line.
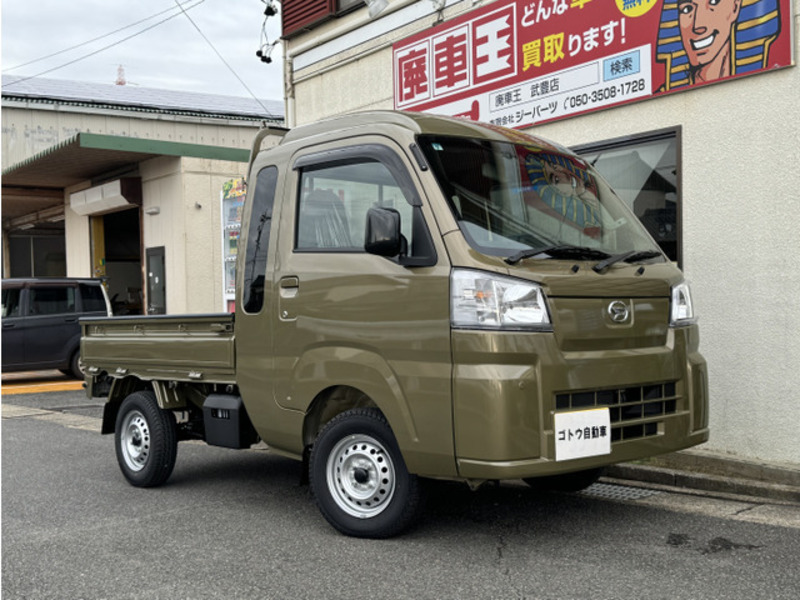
left=101, top=377, right=155, bottom=434
left=302, top=385, right=380, bottom=448
left=101, top=377, right=205, bottom=434
left=291, top=348, right=421, bottom=459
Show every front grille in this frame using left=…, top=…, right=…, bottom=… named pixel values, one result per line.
left=555, top=382, right=678, bottom=442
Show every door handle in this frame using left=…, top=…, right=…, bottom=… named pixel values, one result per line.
left=279, top=276, right=299, bottom=298
left=278, top=277, right=299, bottom=321
left=2, top=322, right=15, bottom=329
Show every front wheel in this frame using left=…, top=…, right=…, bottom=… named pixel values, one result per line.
left=309, top=408, right=424, bottom=538
left=114, top=390, right=177, bottom=487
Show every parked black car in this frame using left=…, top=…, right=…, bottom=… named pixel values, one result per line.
left=2, top=278, right=112, bottom=379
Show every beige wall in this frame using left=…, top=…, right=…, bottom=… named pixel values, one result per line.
left=181, top=157, right=246, bottom=313
left=64, top=183, right=92, bottom=278
left=140, top=156, right=245, bottom=314
left=140, top=157, right=186, bottom=313
left=285, top=2, right=800, bottom=467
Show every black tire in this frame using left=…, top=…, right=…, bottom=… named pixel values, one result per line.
left=524, top=467, right=605, bottom=493
left=309, top=408, right=424, bottom=539
left=68, top=350, right=83, bottom=380
left=114, top=391, right=178, bottom=487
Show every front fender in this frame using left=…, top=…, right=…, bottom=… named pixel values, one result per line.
left=283, top=345, right=455, bottom=477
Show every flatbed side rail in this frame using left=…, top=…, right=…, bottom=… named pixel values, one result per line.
left=80, top=313, right=236, bottom=384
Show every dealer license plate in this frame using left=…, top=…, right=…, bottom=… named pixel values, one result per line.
left=554, top=408, right=611, bottom=461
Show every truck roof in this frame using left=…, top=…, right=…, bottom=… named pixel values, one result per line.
left=281, top=110, right=572, bottom=155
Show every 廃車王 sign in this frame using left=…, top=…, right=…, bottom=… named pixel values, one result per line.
left=393, top=0, right=792, bottom=128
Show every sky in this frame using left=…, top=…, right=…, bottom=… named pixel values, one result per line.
left=0, top=0, right=285, bottom=101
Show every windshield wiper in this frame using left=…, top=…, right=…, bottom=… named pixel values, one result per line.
left=505, top=245, right=611, bottom=265
left=592, top=250, right=662, bottom=273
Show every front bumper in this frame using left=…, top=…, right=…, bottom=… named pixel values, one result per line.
left=452, top=325, right=709, bottom=480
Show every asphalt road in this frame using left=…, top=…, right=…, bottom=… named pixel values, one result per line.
left=3, top=387, right=800, bottom=600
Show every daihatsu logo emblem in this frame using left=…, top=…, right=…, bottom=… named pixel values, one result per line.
left=607, top=300, right=630, bottom=323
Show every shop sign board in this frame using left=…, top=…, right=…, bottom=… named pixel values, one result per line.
left=393, top=0, right=793, bottom=127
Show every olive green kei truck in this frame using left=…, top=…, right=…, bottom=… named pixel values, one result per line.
left=81, top=111, right=708, bottom=538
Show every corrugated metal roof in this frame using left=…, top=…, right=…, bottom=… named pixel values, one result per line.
left=1, top=75, right=284, bottom=122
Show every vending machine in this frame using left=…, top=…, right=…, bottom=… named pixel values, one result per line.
left=221, top=178, right=245, bottom=312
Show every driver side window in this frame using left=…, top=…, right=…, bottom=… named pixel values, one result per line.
left=296, top=160, right=414, bottom=252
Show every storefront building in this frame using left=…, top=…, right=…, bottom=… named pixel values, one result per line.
left=279, top=0, right=799, bottom=466
left=2, top=76, right=283, bottom=314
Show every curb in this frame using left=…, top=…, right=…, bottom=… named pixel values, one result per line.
left=606, top=457, right=800, bottom=504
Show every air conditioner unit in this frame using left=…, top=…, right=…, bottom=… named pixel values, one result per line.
left=70, top=178, right=142, bottom=216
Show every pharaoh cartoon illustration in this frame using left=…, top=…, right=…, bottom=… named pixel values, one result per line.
left=524, top=152, right=602, bottom=238
left=656, top=0, right=781, bottom=90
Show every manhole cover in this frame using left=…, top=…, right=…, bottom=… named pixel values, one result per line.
left=580, top=482, right=661, bottom=501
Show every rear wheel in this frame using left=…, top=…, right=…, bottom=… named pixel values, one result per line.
left=114, top=391, right=177, bottom=487
left=309, top=408, right=424, bottom=538
left=524, top=467, right=605, bottom=493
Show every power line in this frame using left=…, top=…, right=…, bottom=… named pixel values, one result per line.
left=1, top=0, right=206, bottom=89
left=172, top=0, right=276, bottom=118
left=2, top=0, right=206, bottom=74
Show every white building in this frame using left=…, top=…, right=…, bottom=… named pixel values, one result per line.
left=2, top=76, right=283, bottom=314
left=278, top=0, right=799, bottom=468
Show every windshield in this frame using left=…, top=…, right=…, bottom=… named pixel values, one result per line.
left=418, top=134, right=664, bottom=264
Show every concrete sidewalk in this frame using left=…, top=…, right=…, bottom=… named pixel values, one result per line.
left=606, top=451, right=800, bottom=504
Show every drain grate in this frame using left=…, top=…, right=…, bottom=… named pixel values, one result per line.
left=580, top=482, right=661, bottom=501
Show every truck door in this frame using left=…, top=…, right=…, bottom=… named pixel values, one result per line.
left=268, top=140, right=455, bottom=473
left=234, top=165, right=281, bottom=439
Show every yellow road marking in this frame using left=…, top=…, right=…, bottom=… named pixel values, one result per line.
left=2, top=381, right=84, bottom=395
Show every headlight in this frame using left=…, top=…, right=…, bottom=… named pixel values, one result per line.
left=451, top=269, right=552, bottom=331
left=670, top=281, right=696, bottom=326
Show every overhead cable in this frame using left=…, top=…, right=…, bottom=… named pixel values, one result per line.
left=2, top=0, right=207, bottom=88
left=2, top=0, right=206, bottom=74
left=172, top=0, right=276, bottom=118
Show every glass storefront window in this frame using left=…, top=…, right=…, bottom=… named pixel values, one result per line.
left=575, top=130, right=680, bottom=265
left=8, top=235, right=66, bottom=277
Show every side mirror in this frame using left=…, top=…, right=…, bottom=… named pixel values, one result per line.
left=365, top=207, right=402, bottom=257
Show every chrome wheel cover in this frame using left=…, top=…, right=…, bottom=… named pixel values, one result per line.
left=326, top=434, right=396, bottom=519
left=120, top=409, right=150, bottom=472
